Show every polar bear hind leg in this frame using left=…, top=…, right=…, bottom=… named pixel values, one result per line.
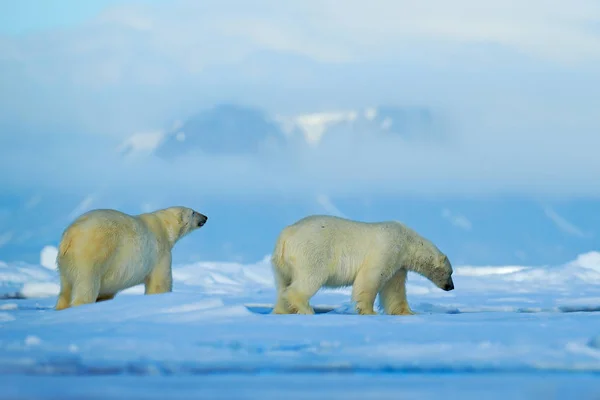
left=272, top=267, right=292, bottom=314
left=282, top=282, right=317, bottom=314
left=70, top=270, right=101, bottom=308
left=281, top=272, right=326, bottom=315
left=55, top=275, right=72, bottom=311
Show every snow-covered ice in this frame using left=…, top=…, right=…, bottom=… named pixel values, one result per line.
left=39, top=246, right=58, bottom=271
left=1, top=250, right=600, bottom=399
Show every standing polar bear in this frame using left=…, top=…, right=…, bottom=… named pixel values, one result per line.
left=271, top=215, right=454, bottom=316
left=55, top=206, right=208, bottom=311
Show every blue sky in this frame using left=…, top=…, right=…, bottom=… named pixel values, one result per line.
left=1, top=0, right=599, bottom=267
left=0, top=0, right=120, bottom=34
left=0, top=0, right=170, bottom=35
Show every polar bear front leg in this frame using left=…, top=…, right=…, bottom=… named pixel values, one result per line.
left=145, top=255, right=173, bottom=295
left=351, top=268, right=381, bottom=315
left=379, top=268, right=415, bottom=315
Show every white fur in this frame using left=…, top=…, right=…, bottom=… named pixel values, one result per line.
left=54, top=206, right=207, bottom=310
left=270, top=215, right=454, bottom=315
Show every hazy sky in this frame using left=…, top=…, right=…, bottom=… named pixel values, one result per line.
left=1, top=0, right=599, bottom=265
left=2, top=0, right=599, bottom=196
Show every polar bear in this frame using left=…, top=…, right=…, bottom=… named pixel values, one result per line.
left=270, top=215, right=454, bottom=316
left=54, top=206, right=208, bottom=311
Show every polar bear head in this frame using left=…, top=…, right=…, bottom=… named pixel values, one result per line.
left=154, top=206, right=208, bottom=245
left=409, top=239, right=454, bottom=292
left=428, top=253, right=454, bottom=291
left=396, top=224, right=455, bottom=292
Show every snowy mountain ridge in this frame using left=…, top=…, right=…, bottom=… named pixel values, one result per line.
left=117, top=104, right=436, bottom=158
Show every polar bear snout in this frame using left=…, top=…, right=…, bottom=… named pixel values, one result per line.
left=442, top=278, right=454, bottom=291
left=193, top=211, right=208, bottom=227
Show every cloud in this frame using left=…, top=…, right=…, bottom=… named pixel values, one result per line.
left=1, top=109, right=600, bottom=203
left=5, top=1, right=600, bottom=70
left=316, top=195, right=347, bottom=218
left=1, top=1, right=599, bottom=133
left=0, top=0, right=599, bottom=203
left=442, top=209, right=472, bottom=231
left=543, top=206, right=587, bottom=238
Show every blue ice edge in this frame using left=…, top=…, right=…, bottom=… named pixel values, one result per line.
left=3, top=301, right=600, bottom=378
left=2, top=357, right=600, bottom=377
left=6, top=302, right=600, bottom=315
left=3, top=333, right=600, bottom=377
left=245, top=303, right=600, bottom=315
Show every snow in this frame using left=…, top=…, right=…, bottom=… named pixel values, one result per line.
left=0, top=312, right=15, bottom=322
left=1, top=249, right=600, bottom=398
left=40, top=245, right=58, bottom=270
left=20, top=282, right=61, bottom=298
left=24, top=335, right=42, bottom=346
left=281, top=111, right=359, bottom=145
left=364, top=107, right=377, bottom=120
left=116, top=130, right=165, bottom=158
left=381, top=117, right=393, bottom=130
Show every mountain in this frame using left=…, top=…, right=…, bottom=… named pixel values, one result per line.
left=121, top=103, right=439, bottom=159
left=155, top=104, right=284, bottom=159
left=275, top=105, right=436, bottom=146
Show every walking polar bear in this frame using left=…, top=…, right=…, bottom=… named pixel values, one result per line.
left=55, top=206, right=208, bottom=311
left=271, top=215, right=454, bottom=315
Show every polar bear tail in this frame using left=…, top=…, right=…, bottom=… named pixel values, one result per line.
left=57, top=230, right=74, bottom=269
left=271, top=228, right=288, bottom=271
left=270, top=226, right=294, bottom=289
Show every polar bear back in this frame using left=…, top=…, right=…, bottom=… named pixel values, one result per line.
left=58, top=209, right=162, bottom=292
left=285, top=214, right=414, bottom=251
left=275, top=215, right=423, bottom=287
left=285, top=214, right=395, bottom=252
